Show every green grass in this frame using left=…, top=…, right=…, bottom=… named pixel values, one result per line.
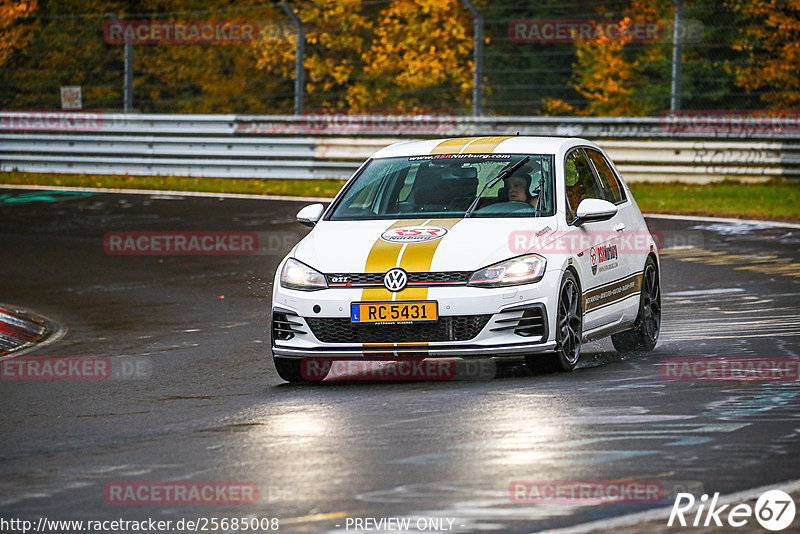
left=1, top=171, right=798, bottom=221
left=628, top=179, right=800, bottom=221
left=0, top=171, right=347, bottom=198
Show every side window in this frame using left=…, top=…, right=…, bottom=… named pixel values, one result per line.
left=564, top=149, right=602, bottom=221
left=586, top=149, right=626, bottom=204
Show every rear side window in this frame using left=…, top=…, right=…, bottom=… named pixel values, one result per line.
left=564, top=149, right=602, bottom=220
left=586, top=148, right=626, bottom=204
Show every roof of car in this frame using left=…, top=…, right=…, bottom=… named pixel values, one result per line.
left=371, top=136, right=596, bottom=159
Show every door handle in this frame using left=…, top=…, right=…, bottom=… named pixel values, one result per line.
left=614, top=223, right=626, bottom=232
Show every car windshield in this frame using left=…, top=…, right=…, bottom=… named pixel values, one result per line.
left=327, top=154, right=555, bottom=220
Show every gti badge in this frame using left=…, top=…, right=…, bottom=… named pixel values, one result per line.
left=384, top=268, right=408, bottom=292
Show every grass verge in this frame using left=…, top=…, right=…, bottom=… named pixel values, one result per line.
left=629, top=179, right=800, bottom=221
left=0, top=171, right=347, bottom=198
left=1, top=171, right=798, bottom=221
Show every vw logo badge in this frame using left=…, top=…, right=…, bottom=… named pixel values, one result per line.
left=384, top=268, right=408, bottom=292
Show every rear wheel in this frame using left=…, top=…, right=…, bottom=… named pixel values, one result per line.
left=273, top=356, right=328, bottom=384
left=526, top=270, right=582, bottom=373
left=611, top=257, right=661, bottom=353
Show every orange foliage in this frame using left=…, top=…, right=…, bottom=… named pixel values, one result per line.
left=731, top=0, right=800, bottom=108
left=551, top=0, right=669, bottom=116
left=348, top=0, right=473, bottom=109
left=254, top=0, right=369, bottom=109
left=0, top=0, right=36, bottom=66
left=572, top=18, right=639, bottom=116
left=254, top=0, right=474, bottom=111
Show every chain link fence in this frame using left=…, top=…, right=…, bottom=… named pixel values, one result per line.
left=0, top=0, right=797, bottom=118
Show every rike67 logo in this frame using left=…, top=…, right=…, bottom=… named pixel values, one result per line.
left=669, top=489, right=796, bottom=531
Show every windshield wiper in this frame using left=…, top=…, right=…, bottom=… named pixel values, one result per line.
left=534, top=180, right=545, bottom=217
left=463, top=156, right=530, bottom=218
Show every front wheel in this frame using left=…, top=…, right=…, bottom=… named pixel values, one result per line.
left=526, top=270, right=582, bottom=373
left=611, top=257, right=661, bottom=353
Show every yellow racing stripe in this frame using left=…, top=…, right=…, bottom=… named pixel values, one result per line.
left=462, top=136, right=514, bottom=153
left=359, top=218, right=462, bottom=354
left=430, top=137, right=480, bottom=154
left=395, top=218, right=462, bottom=301
left=361, top=219, right=425, bottom=301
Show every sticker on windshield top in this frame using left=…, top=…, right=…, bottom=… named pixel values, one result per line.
left=381, top=226, right=448, bottom=243
left=408, top=154, right=512, bottom=161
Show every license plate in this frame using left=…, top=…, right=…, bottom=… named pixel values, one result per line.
left=351, top=301, right=438, bottom=324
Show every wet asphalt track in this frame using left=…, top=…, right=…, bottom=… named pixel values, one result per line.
left=1, top=189, right=799, bottom=533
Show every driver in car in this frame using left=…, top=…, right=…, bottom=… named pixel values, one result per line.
left=504, top=162, right=541, bottom=209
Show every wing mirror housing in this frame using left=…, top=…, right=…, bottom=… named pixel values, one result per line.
left=574, top=198, right=618, bottom=226
left=296, top=203, right=325, bottom=227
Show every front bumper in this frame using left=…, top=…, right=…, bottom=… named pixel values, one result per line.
left=271, top=270, right=562, bottom=359
left=272, top=341, right=558, bottom=359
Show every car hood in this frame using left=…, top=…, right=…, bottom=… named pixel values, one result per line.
left=292, top=218, right=559, bottom=273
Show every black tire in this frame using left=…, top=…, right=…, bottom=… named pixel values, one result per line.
left=273, top=356, right=328, bottom=384
left=611, top=256, right=661, bottom=354
left=526, top=270, right=582, bottom=373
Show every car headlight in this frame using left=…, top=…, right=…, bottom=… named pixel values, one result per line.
left=280, top=258, right=328, bottom=291
left=467, top=254, right=547, bottom=287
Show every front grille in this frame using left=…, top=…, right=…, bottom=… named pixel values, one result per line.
left=412, top=271, right=472, bottom=283
left=490, top=305, right=547, bottom=338
left=326, top=271, right=472, bottom=287
left=306, top=315, right=491, bottom=343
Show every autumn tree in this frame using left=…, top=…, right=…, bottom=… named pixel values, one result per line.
left=544, top=0, right=671, bottom=116
left=347, top=0, right=473, bottom=110
left=254, top=0, right=370, bottom=110
left=132, top=0, right=285, bottom=113
left=0, top=0, right=293, bottom=112
left=0, top=0, right=127, bottom=110
left=0, top=0, right=36, bottom=67
left=730, top=0, right=800, bottom=108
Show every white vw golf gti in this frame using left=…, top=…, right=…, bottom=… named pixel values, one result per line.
left=271, top=136, right=661, bottom=383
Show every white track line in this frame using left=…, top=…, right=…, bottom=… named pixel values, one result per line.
left=0, top=183, right=334, bottom=202
left=1, top=183, right=798, bottom=227
left=644, top=212, right=800, bottom=229
left=538, top=478, right=800, bottom=534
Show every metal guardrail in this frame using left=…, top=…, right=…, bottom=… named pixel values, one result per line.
left=1, top=112, right=799, bottom=182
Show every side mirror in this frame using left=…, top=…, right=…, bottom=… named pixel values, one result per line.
left=296, top=203, right=325, bottom=227
left=574, top=198, right=617, bottom=226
